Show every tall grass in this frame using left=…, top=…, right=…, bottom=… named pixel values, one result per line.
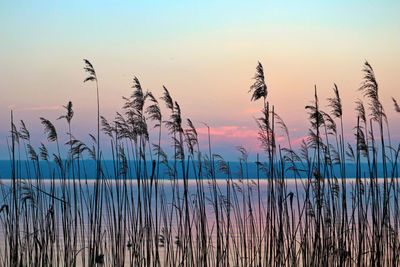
left=1, top=60, right=400, bottom=266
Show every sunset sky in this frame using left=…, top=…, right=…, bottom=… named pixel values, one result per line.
left=1, top=1, right=399, bottom=160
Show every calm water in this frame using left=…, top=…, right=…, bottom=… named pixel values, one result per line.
left=0, top=177, right=397, bottom=266
left=0, top=160, right=393, bottom=179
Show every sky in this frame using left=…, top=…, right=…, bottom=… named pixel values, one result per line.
left=0, top=1, right=399, bottom=160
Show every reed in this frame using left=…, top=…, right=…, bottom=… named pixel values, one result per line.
left=1, top=60, right=400, bottom=266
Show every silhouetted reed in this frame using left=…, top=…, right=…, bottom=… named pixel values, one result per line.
left=1, top=60, right=400, bottom=266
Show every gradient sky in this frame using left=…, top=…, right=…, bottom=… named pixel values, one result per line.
left=1, top=1, right=399, bottom=160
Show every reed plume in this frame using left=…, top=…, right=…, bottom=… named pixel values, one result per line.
left=393, top=97, right=400, bottom=112
left=249, top=61, right=267, bottom=103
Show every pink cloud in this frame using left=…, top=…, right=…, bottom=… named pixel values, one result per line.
left=196, top=126, right=257, bottom=139
left=276, top=136, right=285, bottom=142
left=195, top=125, right=261, bottom=151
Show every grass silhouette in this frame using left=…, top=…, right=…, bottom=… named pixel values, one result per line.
left=1, top=60, right=400, bottom=266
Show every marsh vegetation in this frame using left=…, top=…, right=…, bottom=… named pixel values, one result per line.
left=2, top=60, right=400, bottom=266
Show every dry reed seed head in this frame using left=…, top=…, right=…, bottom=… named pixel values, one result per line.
left=356, top=128, right=369, bottom=158
left=19, top=120, right=30, bottom=141
left=58, top=101, right=74, bottom=123
left=305, top=105, right=324, bottom=131
left=83, top=59, right=97, bottom=83
left=361, top=61, right=378, bottom=93
left=392, top=97, right=400, bottom=112
left=355, top=99, right=366, bottom=123
left=39, top=143, right=49, bottom=161
left=359, top=61, right=386, bottom=122
left=249, top=62, right=268, bottom=101
left=161, top=86, right=174, bottom=110
left=236, top=146, right=248, bottom=162
left=144, top=90, right=158, bottom=104
left=89, top=133, right=97, bottom=144
left=40, top=118, right=58, bottom=142
left=215, top=155, right=230, bottom=176
left=146, top=104, right=162, bottom=124
left=186, top=119, right=198, bottom=137
left=327, top=83, right=343, bottom=118
left=100, top=116, right=113, bottom=137
left=130, top=77, right=145, bottom=112
left=346, top=143, right=355, bottom=162
left=27, top=144, right=38, bottom=162
left=184, top=131, right=196, bottom=155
